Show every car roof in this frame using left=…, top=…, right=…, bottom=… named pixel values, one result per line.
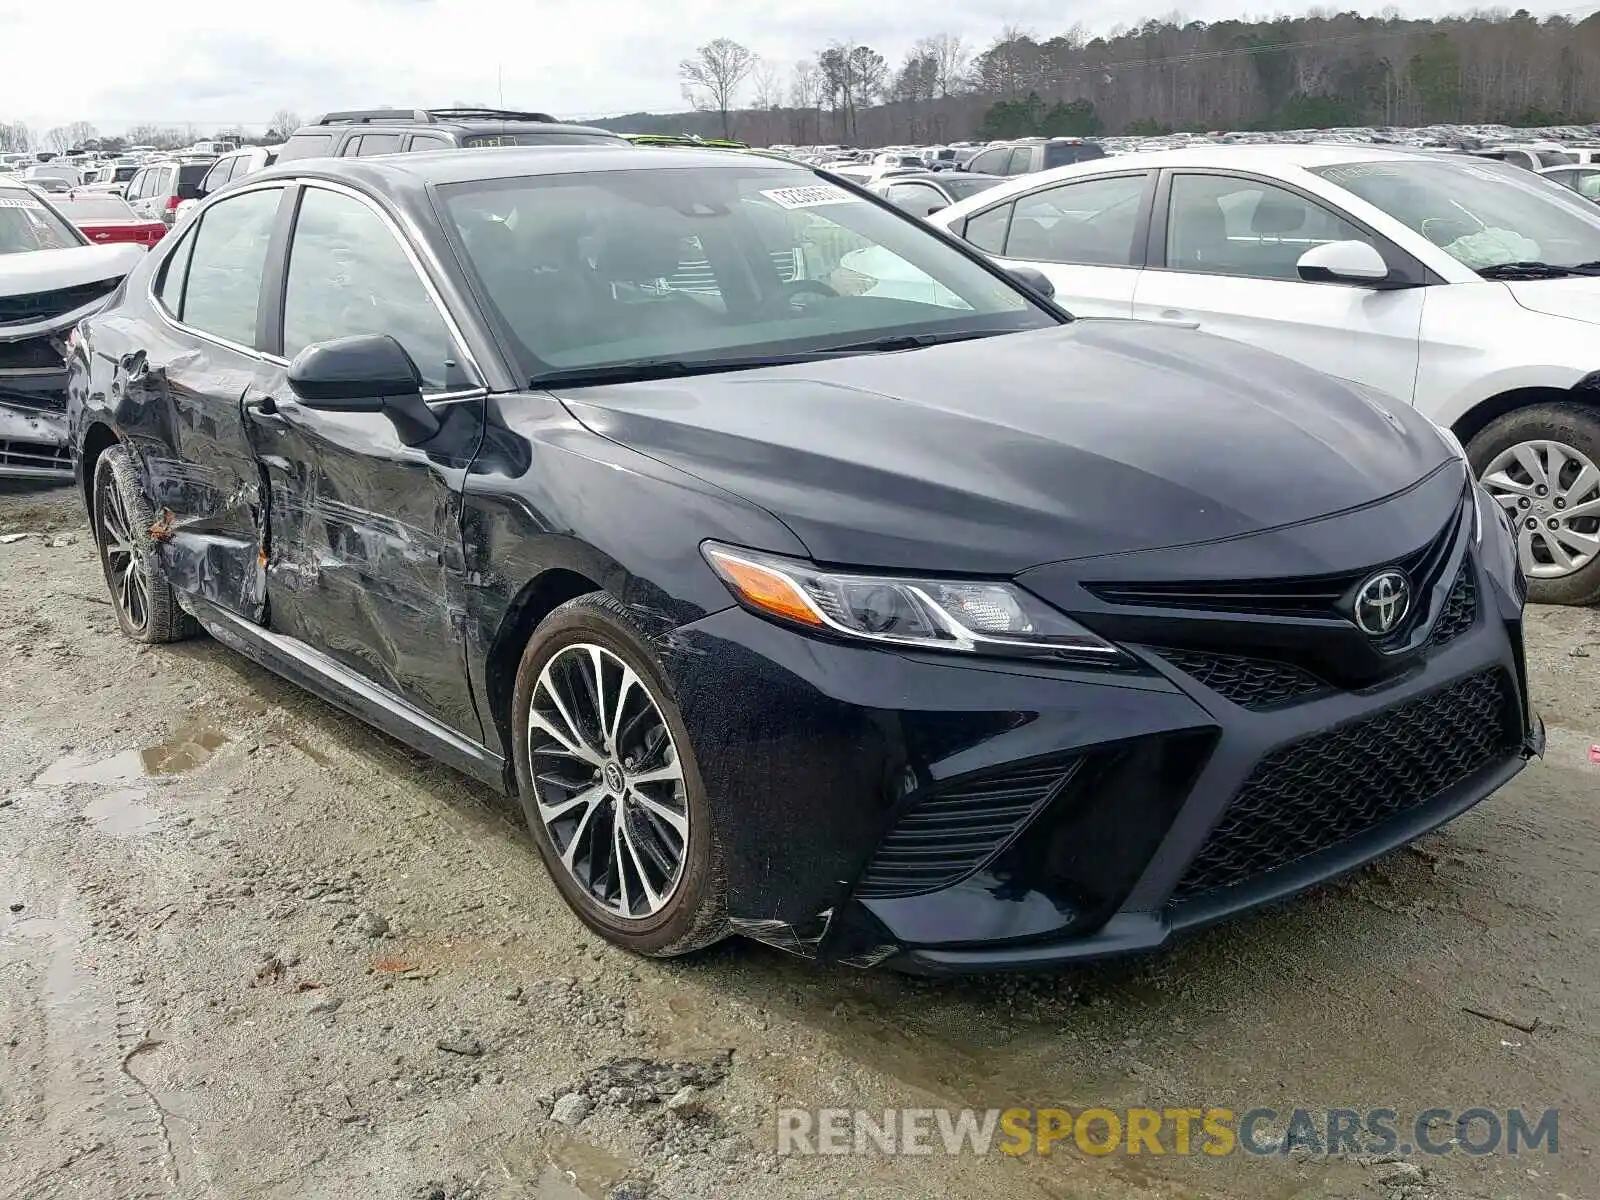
left=250, top=145, right=815, bottom=190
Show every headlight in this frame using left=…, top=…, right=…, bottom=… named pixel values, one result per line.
left=702, top=542, right=1131, bottom=665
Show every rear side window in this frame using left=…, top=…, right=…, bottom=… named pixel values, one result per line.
left=155, top=226, right=197, bottom=313
left=1005, top=147, right=1035, bottom=175
left=353, top=133, right=402, bottom=156
left=279, top=133, right=334, bottom=161
left=406, top=134, right=452, bottom=152
left=177, top=188, right=283, bottom=346
left=1005, top=174, right=1149, bottom=266
left=1043, top=143, right=1106, bottom=169
left=202, top=159, right=235, bottom=193
left=177, top=164, right=210, bottom=200
left=966, top=147, right=1009, bottom=176
left=963, top=203, right=1012, bottom=254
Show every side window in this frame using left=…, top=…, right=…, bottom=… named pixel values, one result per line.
left=280, top=133, right=334, bottom=160
left=341, top=136, right=365, bottom=157
left=354, top=133, right=402, bottom=156
left=159, top=166, right=177, bottom=197
left=282, top=187, right=463, bottom=391
left=967, top=148, right=1009, bottom=176
left=1165, top=173, right=1372, bottom=281
left=179, top=188, right=283, bottom=345
left=406, top=134, right=451, bottom=152
left=202, top=159, right=233, bottom=193
left=1004, top=173, right=1149, bottom=266
left=155, top=226, right=197, bottom=314
left=963, top=203, right=1013, bottom=255
left=1005, top=147, right=1036, bottom=176
left=125, top=170, right=145, bottom=199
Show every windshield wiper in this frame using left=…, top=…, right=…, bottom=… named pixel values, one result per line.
left=530, top=351, right=845, bottom=389
left=1477, top=261, right=1599, bottom=280
left=814, top=328, right=1021, bottom=354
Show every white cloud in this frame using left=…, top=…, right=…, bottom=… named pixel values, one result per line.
left=0, top=0, right=1590, bottom=136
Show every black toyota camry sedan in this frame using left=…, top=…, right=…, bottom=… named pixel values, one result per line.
left=66, top=146, right=1542, bottom=973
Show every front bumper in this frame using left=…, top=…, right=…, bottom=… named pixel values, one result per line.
left=0, top=396, right=71, bottom=480
left=660, top=533, right=1538, bottom=973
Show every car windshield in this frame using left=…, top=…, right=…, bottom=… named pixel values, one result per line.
left=56, top=195, right=135, bottom=221
left=0, top=191, right=81, bottom=253
left=440, top=165, right=1053, bottom=379
left=1311, top=158, right=1600, bottom=272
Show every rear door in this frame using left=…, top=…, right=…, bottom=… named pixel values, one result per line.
left=1131, top=170, right=1425, bottom=401
left=960, top=171, right=1154, bottom=317
left=138, top=183, right=292, bottom=620
left=242, top=182, right=486, bottom=737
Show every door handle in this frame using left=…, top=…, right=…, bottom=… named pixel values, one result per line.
left=1149, top=311, right=1201, bottom=330
left=244, top=395, right=285, bottom=423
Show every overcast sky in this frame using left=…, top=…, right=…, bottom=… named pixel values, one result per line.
left=1, top=0, right=1592, bottom=136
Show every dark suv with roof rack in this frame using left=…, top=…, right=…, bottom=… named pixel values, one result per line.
left=275, top=107, right=626, bottom=161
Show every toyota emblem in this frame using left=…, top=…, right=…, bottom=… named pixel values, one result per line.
left=1353, top=569, right=1411, bottom=637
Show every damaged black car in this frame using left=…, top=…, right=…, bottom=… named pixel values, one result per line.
left=2, top=181, right=144, bottom=480
left=67, top=148, right=1542, bottom=972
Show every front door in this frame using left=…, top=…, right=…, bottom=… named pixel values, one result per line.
left=1132, top=171, right=1424, bottom=401
left=962, top=172, right=1154, bottom=318
left=137, top=184, right=290, bottom=620
left=243, top=182, right=486, bottom=739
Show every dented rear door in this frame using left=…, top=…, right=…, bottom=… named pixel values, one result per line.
left=132, top=184, right=292, bottom=621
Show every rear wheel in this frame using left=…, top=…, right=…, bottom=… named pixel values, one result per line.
left=511, top=592, right=728, bottom=957
left=1468, top=403, right=1600, bottom=607
left=92, top=444, right=197, bottom=643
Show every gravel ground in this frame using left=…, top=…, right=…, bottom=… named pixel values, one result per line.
left=1, top=480, right=1596, bottom=1200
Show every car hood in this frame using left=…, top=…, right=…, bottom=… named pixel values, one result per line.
left=0, top=243, right=144, bottom=300
left=1503, top=276, right=1600, bottom=324
left=555, top=321, right=1452, bottom=574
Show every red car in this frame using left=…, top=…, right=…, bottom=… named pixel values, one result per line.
left=53, top=192, right=166, bottom=249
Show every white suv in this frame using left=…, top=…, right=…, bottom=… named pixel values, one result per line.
left=931, top=145, right=1600, bottom=604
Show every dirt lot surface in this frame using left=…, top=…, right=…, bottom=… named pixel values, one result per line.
left=1, top=480, right=1596, bottom=1200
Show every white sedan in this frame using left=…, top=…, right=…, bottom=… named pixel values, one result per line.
left=930, top=145, right=1600, bottom=604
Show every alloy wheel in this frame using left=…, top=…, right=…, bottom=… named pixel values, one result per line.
left=526, top=642, right=690, bottom=920
left=97, top=473, right=151, bottom=634
left=1480, top=439, right=1600, bottom=580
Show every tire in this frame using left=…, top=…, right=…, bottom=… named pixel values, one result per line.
left=91, top=444, right=199, bottom=643
left=511, top=592, right=728, bottom=957
left=1467, top=402, right=1600, bottom=607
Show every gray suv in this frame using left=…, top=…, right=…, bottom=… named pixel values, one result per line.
left=275, top=107, right=626, bottom=161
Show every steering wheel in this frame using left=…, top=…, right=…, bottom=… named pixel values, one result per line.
left=757, top=279, right=838, bottom=318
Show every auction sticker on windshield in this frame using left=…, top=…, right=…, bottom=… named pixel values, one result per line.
left=0, top=197, right=46, bottom=208
left=761, top=184, right=862, bottom=209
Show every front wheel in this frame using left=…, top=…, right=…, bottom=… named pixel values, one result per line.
left=1468, top=403, right=1600, bottom=607
left=92, top=444, right=198, bottom=643
left=511, top=592, right=728, bottom=957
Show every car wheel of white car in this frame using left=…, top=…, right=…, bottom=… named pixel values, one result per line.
left=1468, top=403, right=1600, bottom=606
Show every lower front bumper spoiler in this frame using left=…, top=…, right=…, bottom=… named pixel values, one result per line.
left=886, top=736, right=1537, bottom=976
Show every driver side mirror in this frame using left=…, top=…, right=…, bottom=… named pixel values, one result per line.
left=286, top=334, right=441, bottom=447
left=924, top=203, right=948, bottom=217
left=1296, top=240, right=1392, bottom=286
left=1004, top=265, right=1055, bottom=300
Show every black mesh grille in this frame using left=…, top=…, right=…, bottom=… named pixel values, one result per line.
left=0, top=439, right=71, bottom=472
left=1173, top=670, right=1513, bottom=902
left=1155, top=648, right=1331, bottom=710
left=0, top=335, right=65, bottom=371
left=0, top=278, right=118, bottom=326
left=1426, top=565, right=1477, bottom=648
left=857, top=758, right=1081, bottom=899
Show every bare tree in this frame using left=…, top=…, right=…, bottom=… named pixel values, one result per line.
left=0, top=122, right=31, bottom=152
left=64, top=121, right=97, bottom=148
left=788, top=60, right=824, bottom=142
left=924, top=33, right=971, bottom=96
left=679, top=38, right=757, bottom=138
left=267, top=109, right=301, bottom=140
left=45, top=126, right=71, bottom=152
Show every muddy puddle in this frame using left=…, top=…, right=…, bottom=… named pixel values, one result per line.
left=141, top=722, right=229, bottom=776
left=540, top=1135, right=635, bottom=1199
